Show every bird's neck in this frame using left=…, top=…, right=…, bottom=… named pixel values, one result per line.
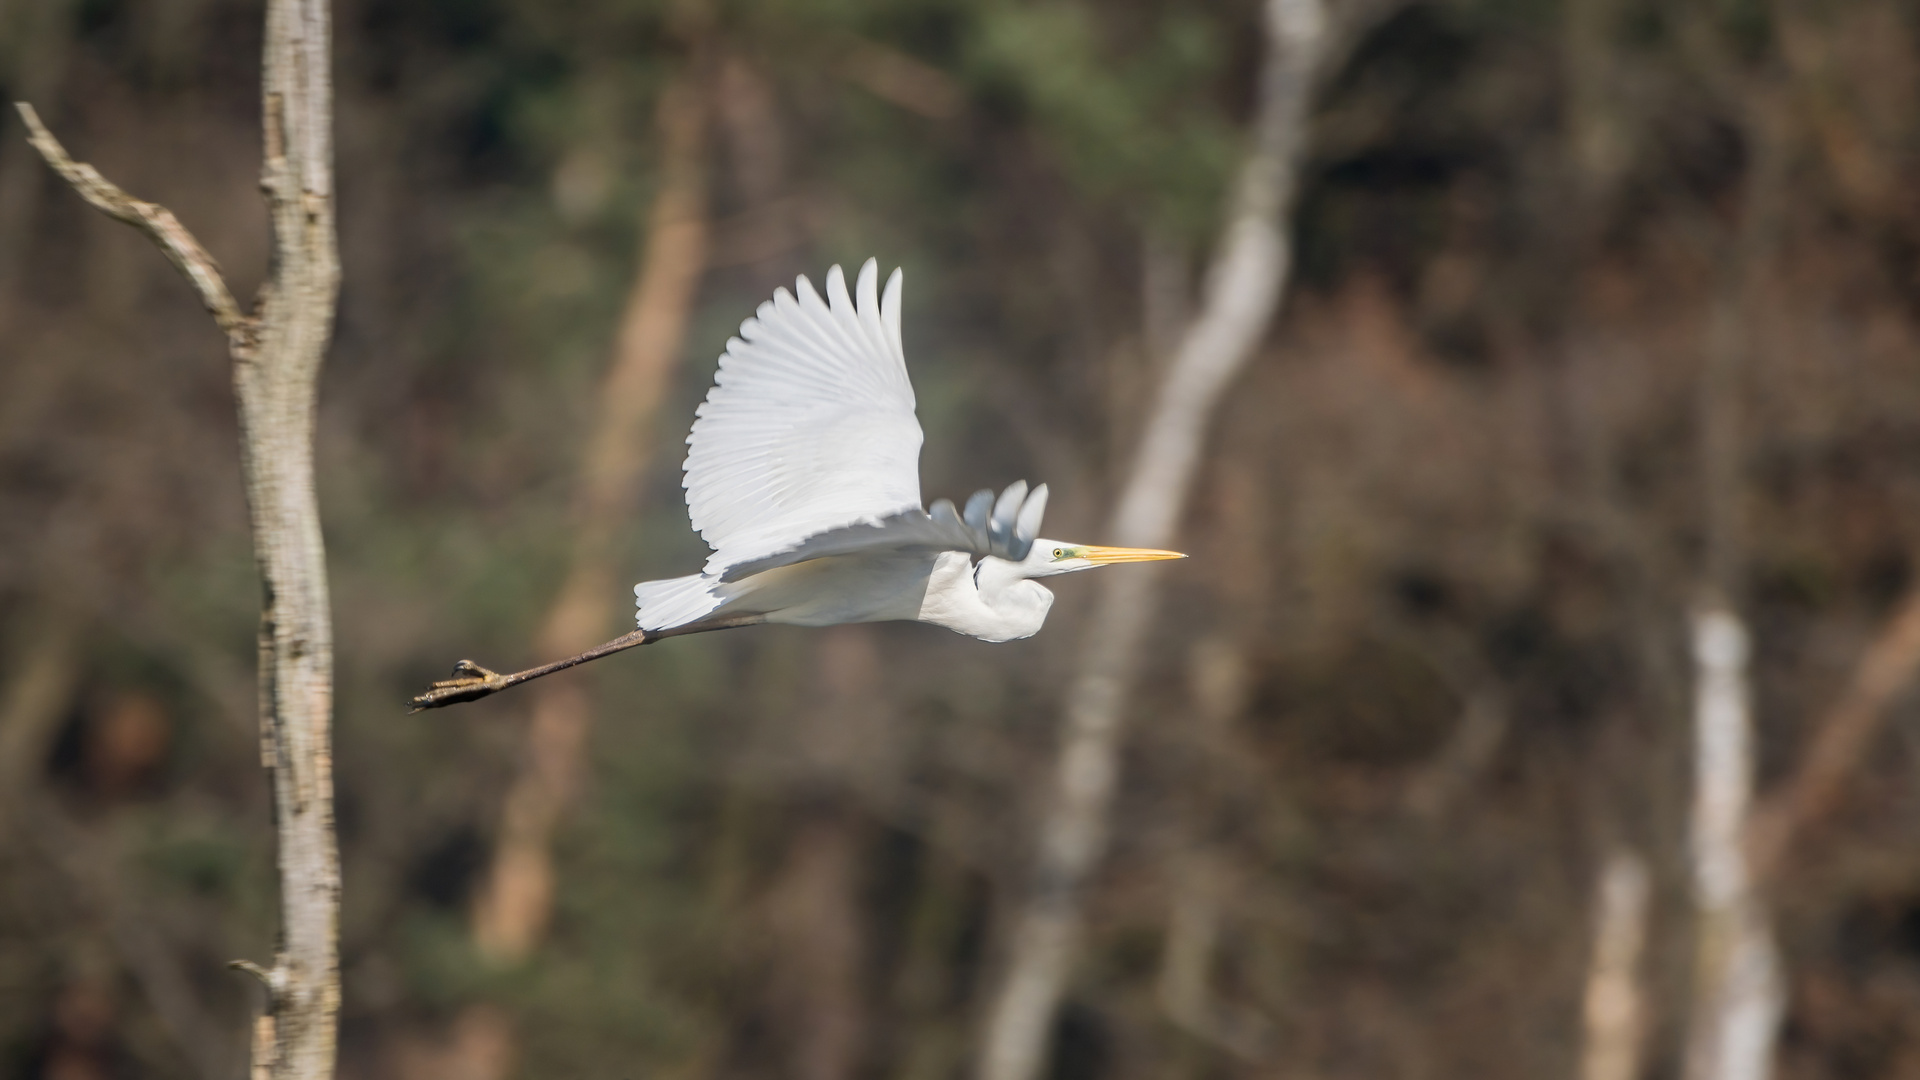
left=915, top=553, right=1053, bottom=642
left=972, top=555, right=1033, bottom=606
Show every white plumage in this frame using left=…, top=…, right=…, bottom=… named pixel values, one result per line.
left=633, top=259, right=1183, bottom=643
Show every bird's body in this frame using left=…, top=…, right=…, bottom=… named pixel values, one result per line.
left=409, top=259, right=1180, bottom=711
left=639, top=548, right=1057, bottom=642
left=630, top=258, right=1181, bottom=644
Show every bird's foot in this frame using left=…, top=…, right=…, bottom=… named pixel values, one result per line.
left=409, top=659, right=512, bottom=712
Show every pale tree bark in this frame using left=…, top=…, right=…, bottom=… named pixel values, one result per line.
left=973, top=4, right=1392, bottom=1078
left=1675, top=383, right=1920, bottom=1080
left=1668, top=15, right=1920, bottom=1070
left=1686, top=607, right=1783, bottom=1080
left=1674, top=533, right=1920, bottom=1080
left=1683, top=250, right=1781, bottom=1080
left=1678, top=36, right=1788, bottom=1073
left=1579, top=848, right=1651, bottom=1080
left=16, top=0, right=342, bottom=1075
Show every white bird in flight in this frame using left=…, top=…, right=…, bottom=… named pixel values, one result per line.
left=412, top=258, right=1182, bottom=710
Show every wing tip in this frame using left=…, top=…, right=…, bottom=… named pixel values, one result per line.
left=826, top=263, right=852, bottom=312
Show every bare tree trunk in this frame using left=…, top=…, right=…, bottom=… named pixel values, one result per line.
left=1685, top=607, right=1782, bottom=1080
left=16, top=0, right=342, bottom=1075
left=1579, top=848, right=1650, bottom=1080
left=972, top=4, right=1386, bottom=1078
left=245, top=7, right=343, bottom=1075
left=1677, top=45, right=1787, bottom=1075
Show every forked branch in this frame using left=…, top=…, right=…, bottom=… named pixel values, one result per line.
left=14, top=103, right=253, bottom=344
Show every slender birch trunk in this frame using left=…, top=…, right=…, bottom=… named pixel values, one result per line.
left=17, top=0, right=341, bottom=1075
left=247, top=11, right=343, bottom=1078
left=1677, top=53, right=1787, bottom=1075
left=1579, top=848, right=1650, bottom=1080
left=1685, top=607, right=1782, bottom=1080
left=973, top=4, right=1387, bottom=1077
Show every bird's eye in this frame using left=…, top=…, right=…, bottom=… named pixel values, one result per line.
left=1052, top=547, right=1066, bottom=559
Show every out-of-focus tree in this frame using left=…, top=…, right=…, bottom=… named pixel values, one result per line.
left=6, top=1, right=1920, bottom=1079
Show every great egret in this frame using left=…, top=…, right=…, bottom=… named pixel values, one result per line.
left=411, top=259, right=1183, bottom=710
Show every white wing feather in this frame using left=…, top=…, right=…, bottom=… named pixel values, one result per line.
left=684, top=260, right=923, bottom=576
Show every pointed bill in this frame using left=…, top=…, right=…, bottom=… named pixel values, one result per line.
left=1081, top=546, right=1187, bottom=564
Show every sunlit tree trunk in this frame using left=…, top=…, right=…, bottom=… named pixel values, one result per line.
left=244, top=9, right=344, bottom=1075
left=1677, top=40, right=1788, bottom=1073
left=1685, top=607, right=1782, bottom=1080
left=973, top=3, right=1391, bottom=1077
left=18, top=0, right=341, bottom=1073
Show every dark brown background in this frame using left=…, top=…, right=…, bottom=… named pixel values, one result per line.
left=2, top=0, right=1918, bottom=1077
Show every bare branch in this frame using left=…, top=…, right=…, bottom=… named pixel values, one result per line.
left=229, top=960, right=280, bottom=994
left=13, top=102, right=251, bottom=343
left=1748, top=584, right=1920, bottom=881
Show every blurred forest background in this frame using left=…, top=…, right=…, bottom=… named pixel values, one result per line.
left=4, top=0, right=1920, bottom=1077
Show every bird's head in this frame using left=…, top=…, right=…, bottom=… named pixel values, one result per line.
left=1016, top=540, right=1187, bottom=578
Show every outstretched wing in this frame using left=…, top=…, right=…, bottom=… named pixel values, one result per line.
left=714, top=480, right=1050, bottom=582
left=685, top=259, right=924, bottom=576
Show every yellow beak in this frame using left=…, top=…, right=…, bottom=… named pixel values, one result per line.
left=1080, top=545, right=1188, bottom=564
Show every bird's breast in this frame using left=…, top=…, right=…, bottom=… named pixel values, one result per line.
left=915, top=552, right=1052, bottom=642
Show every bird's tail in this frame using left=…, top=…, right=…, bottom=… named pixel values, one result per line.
left=634, top=574, right=726, bottom=632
